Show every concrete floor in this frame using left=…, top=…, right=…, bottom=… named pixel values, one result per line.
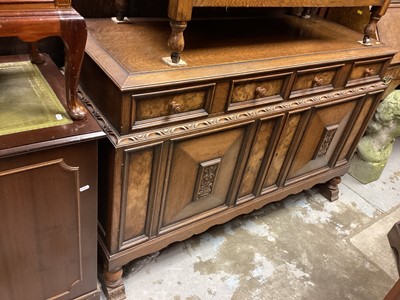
left=102, top=139, right=400, bottom=300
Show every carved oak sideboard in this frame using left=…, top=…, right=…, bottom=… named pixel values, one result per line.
left=79, top=15, right=396, bottom=299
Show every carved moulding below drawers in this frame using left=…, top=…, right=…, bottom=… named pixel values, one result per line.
left=81, top=82, right=387, bottom=148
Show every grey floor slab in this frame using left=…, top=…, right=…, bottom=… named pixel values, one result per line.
left=350, top=206, right=400, bottom=281
left=342, top=139, right=400, bottom=213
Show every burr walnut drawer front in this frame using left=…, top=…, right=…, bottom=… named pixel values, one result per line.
left=131, top=84, right=215, bottom=130
left=227, top=72, right=292, bottom=111
left=289, top=64, right=344, bottom=98
left=347, top=57, right=392, bottom=85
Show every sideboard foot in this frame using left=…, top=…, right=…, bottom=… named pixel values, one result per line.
left=319, top=176, right=341, bottom=202
left=101, top=267, right=126, bottom=300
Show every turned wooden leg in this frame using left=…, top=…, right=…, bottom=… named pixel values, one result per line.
left=363, top=3, right=390, bottom=45
left=102, top=267, right=126, bottom=300
left=115, top=0, right=129, bottom=21
left=60, top=12, right=88, bottom=120
left=388, top=222, right=400, bottom=276
left=168, top=20, right=187, bottom=64
left=300, top=7, right=312, bottom=19
left=319, top=176, right=341, bottom=202
left=29, top=42, right=45, bottom=64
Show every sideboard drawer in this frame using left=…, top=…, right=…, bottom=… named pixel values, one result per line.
left=227, top=72, right=292, bottom=111
left=348, top=57, right=391, bottom=85
left=290, top=64, right=344, bottom=98
left=131, top=84, right=215, bottom=130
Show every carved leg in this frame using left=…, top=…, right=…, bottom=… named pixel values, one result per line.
left=319, top=177, right=341, bottom=201
left=115, top=0, right=129, bottom=21
left=59, top=12, right=88, bottom=120
left=168, top=20, right=187, bottom=64
left=102, top=267, right=126, bottom=300
left=29, top=42, right=45, bottom=64
left=388, top=222, right=400, bottom=276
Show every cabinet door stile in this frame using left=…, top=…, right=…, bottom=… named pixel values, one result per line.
left=261, top=111, right=303, bottom=193
left=239, top=114, right=286, bottom=201
left=106, top=147, right=125, bottom=253
left=148, top=141, right=170, bottom=238
left=226, top=121, right=258, bottom=207
left=157, top=140, right=176, bottom=234
left=277, top=108, right=315, bottom=187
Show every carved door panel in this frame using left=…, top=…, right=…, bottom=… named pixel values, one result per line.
left=159, top=124, right=252, bottom=232
left=285, top=95, right=368, bottom=183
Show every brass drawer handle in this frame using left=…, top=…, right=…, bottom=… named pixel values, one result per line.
left=169, top=101, right=183, bottom=113
left=312, top=76, right=323, bottom=87
left=364, top=68, right=374, bottom=77
left=383, top=75, right=393, bottom=85
left=255, top=86, right=269, bottom=99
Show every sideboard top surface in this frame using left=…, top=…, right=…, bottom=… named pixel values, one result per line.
left=85, top=15, right=396, bottom=90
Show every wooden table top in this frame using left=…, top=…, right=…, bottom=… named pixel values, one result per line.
left=85, top=15, right=396, bottom=91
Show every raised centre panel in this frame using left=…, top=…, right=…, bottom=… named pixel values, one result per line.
left=285, top=95, right=367, bottom=183
left=159, top=124, right=252, bottom=232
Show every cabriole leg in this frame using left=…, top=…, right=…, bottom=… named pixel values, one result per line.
left=60, top=13, right=88, bottom=120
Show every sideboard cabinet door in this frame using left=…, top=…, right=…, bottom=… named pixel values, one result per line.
left=158, top=123, right=254, bottom=233
left=0, top=142, right=99, bottom=300
left=286, top=92, right=381, bottom=183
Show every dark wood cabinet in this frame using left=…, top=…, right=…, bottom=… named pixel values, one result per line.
left=0, top=55, right=105, bottom=300
left=79, top=12, right=396, bottom=300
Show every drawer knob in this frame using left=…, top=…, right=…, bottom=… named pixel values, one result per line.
left=312, top=77, right=323, bottom=87
left=364, top=68, right=374, bottom=77
left=383, top=75, right=394, bottom=85
left=255, top=86, right=269, bottom=99
left=169, top=101, right=183, bottom=113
